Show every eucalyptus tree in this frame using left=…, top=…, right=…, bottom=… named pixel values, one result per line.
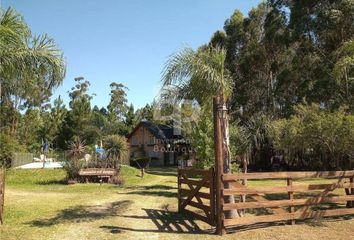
left=107, top=82, right=128, bottom=121
left=333, top=40, right=354, bottom=107
left=41, top=96, right=67, bottom=148
left=67, top=77, right=93, bottom=141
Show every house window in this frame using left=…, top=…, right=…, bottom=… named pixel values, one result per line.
left=148, top=135, right=155, bottom=145
left=131, top=136, right=138, bottom=145
left=148, top=151, right=157, bottom=158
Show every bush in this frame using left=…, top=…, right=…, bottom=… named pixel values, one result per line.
left=0, top=132, right=23, bottom=168
left=63, top=138, right=86, bottom=181
left=62, top=158, right=85, bottom=181
left=130, top=157, right=150, bottom=169
left=111, top=168, right=124, bottom=185
left=103, top=135, right=128, bottom=167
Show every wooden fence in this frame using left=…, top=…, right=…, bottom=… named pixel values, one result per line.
left=0, top=169, right=4, bottom=225
left=177, top=169, right=354, bottom=234
left=177, top=168, right=216, bottom=226
left=221, top=171, right=354, bottom=229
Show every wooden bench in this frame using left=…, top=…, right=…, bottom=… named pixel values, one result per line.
left=78, top=168, right=117, bottom=183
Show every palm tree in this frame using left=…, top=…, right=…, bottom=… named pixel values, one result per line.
left=161, top=46, right=238, bottom=217
left=0, top=7, right=66, bottom=133
left=103, top=135, right=128, bottom=168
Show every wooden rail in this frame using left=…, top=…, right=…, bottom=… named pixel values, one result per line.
left=177, top=168, right=215, bottom=226
left=177, top=169, right=354, bottom=234
left=223, top=170, right=354, bottom=180
left=0, top=169, right=4, bottom=225
left=221, top=171, right=354, bottom=229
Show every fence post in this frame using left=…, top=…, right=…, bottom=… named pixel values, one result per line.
left=213, top=97, right=226, bottom=235
left=287, top=178, right=295, bottom=225
left=209, top=167, right=216, bottom=226
left=0, top=168, right=4, bottom=225
left=177, top=169, right=181, bottom=213
left=350, top=177, right=354, bottom=208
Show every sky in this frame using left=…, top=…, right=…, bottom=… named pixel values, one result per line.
left=2, top=0, right=261, bottom=109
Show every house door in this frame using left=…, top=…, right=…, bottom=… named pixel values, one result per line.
left=164, top=152, right=175, bottom=166
left=169, top=152, right=174, bottom=165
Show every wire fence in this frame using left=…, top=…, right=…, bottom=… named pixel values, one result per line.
left=11, top=151, right=69, bottom=168
left=10, top=151, right=129, bottom=168
left=11, top=152, right=34, bottom=168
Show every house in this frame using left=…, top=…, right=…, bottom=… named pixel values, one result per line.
left=126, top=120, right=192, bottom=166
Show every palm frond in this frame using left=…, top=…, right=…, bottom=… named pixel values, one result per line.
left=161, top=46, right=233, bottom=105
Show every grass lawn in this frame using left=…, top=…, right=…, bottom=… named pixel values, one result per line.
left=0, top=166, right=353, bottom=240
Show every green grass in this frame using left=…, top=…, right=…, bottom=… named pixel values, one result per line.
left=5, top=165, right=158, bottom=193
left=1, top=167, right=353, bottom=240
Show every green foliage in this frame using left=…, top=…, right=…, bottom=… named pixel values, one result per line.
left=0, top=132, right=23, bottom=167
left=0, top=7, right=66, bottom=136
left=135, top=103, right=154, bottom=122
left=130, top=157, right=151, bottom=169
left=41, top=96, right=67, bottom=146
left=103, top=135, right=128, bottom=167
left=18, top=108, right=44, bottom=152
left=269, top=104, right=354, bottom=170
left=67, top=77, right=93, bottom=141
left=107, top=82, right=128, bottom=121
left=63, top=138, right=86, bottom=180
left=231, top=162, right=240, bottom=173
left=188, top=108, right=214, bottom=169
left=218, top=1, right=354, bottom=118
left=161, top=46, right=232, bottom=106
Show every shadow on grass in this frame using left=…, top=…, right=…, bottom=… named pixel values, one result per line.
left=100, top=208, right=213, bottom=235
left=120, top=190, right=177, bottom=198
left=125, top=184, right=177, bottom=190
left=145, top=167, right=177, bottom=177
left=27, top=200, right=133, bottom=227
left=226, top=214, right=354, bottom=233
left=35, top=180, right=67, bottom=185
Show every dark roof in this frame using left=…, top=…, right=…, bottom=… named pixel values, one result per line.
left=127, top=120, right=184, bottom=140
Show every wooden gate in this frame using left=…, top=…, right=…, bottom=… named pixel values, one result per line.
left=177, top=168, right=215, bottom=226
left=177, top=169, right=354, bottom=234
left=0, top=168, right=4, bottom=225
left=221, top=171, right=354, bottom=228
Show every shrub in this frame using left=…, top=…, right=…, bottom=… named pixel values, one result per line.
left=103, top=135, right=128, bottom=168
left=63, top=138, right=86, bottom=181
left=130, top=157, right=150, bottom=169
left=62, top=158, right=85, bottom=181
left=0, top=132, right=23, bottom=168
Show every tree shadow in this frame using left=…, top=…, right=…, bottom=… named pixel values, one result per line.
left=35, top=180, right=67, bottom=185
left=100, top=208, right=213, bottom=235
left=27, top=200, right=133, bottom=227
left=226, top=215, right=354, bottom=233
left=146, top=167, right=177, bottom=177
left=125, top=185, right=177, bottom=190
left=120, top=190, right=177, bottom=198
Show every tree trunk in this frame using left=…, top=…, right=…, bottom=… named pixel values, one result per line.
left=217, top=96, right=239, bottom=219
left=141, top=168, right=144, bottom=178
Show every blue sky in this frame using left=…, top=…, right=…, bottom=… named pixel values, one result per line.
left=2, top=0, right=261, bottom=109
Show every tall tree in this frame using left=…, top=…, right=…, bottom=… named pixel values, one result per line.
left=161, top=46, right=237, bottom=217
left=107, top=82, right=128, bottom=122
left=0, top=7, right=66, bottom=135
left=67, top=77, right=93, bottom=141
